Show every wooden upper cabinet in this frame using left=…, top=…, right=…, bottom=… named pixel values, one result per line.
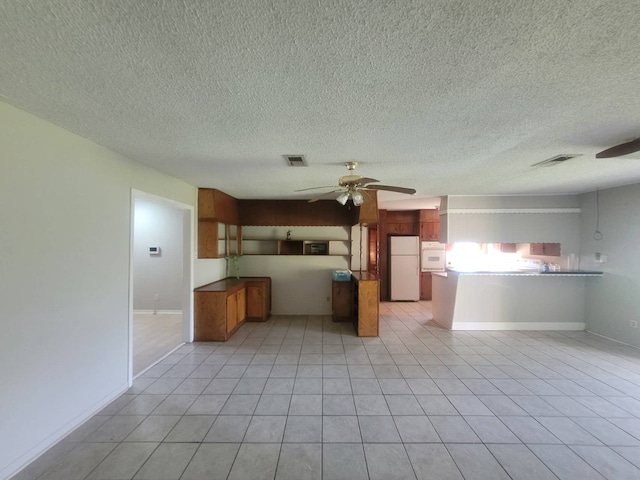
left=239, top=200, right=353, bottom=226
left=419, top=209, right=439, bottom=222
left=198, top=188, right=239, bottom=224
left=419, top=221, right=440, bottom=241
left=530, top=243, right=561, bottom=256
left=358, top=190, right=379, bottom=225
left=419, top=209, right=440, bottom=242
left=386, top=210, right=420, bottom=236
left=500, top=243, right=517, bottom=253
left=198, top=189, right=240, bottom=258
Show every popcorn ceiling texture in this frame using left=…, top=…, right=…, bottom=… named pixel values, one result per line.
left=1, top=0, right=640, bottom=204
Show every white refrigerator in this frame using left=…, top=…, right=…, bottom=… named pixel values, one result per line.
left=390, top=236, right=420, bottom=301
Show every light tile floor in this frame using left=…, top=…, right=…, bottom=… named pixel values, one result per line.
left=12, top=301, right=640, bottom=480
left=133, top=312, right=183, bottom=376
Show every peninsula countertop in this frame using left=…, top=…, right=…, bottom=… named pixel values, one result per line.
left=438, top=269, right=603, bottom=277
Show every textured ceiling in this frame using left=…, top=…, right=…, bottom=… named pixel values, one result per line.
left=2, top=0, right=640, bottom=209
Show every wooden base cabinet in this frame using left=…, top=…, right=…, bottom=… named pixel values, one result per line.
left=331, top=273, right=380, bottom=336
left=332, top=281, right=353, bottom=322
left=245, top=277, right=271, bottom=321
left=226, top=288, right=245, bottom=334
left=420, top=272, right=433, bottom=300
left=194, top=277, right=270, bottom=341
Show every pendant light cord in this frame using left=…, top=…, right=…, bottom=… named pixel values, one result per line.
left=593, top=189, right=603, bottom=241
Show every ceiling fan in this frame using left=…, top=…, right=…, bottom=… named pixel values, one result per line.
left=596, top=137, right=640, bottom=158
left=296, top=161, right=416, bottom=205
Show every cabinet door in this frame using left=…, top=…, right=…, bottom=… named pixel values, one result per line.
left=420, top=222, right=439, bottom=241
left=226, top=292, right=237, bottom=334
left=247, top=285, right=264, bottom=319
left=500, top=243, right=517, bottom=253
left=388, top=223, right=415, bottom=235
left=529, top=243, right=544, bottom=255
left=332, top=281, right=353, bottom=321
left=530, top=243, right=561, bottom=256
left=543, top=243, right=561, bottom=256
left=237, top=288, right=246, bottom=324
left=420, top=272, right=433, bottom=300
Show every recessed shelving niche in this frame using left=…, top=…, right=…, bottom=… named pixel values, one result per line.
left=241, top=226, right=351, bottom=256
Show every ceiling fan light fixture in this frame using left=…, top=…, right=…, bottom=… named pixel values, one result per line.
left=304, top=161, right=414, bottom=203
left=336, top=192, right=349, bottom=205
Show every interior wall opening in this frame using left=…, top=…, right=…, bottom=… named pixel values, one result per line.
left=131, top=192, right=193, bottom=378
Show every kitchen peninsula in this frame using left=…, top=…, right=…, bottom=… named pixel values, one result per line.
left=432, top=270, right=602, bottom=331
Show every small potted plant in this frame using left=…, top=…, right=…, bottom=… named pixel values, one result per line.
left=226, top=254, right=242, bottom=279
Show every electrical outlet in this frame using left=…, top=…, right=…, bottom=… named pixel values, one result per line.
left=154, top=294, right=159, bottom=301
left=631, top=320, right=638, bottom=328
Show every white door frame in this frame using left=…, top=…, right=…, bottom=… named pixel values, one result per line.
left=128, top=189, right=195, bottom=385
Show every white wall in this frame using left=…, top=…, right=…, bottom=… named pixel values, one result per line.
left=238, top=226, right=351, bottom=315
left=133, top=198, right=184, bottom=311
left=580, top=184, right=640, bottom=348
left=440, top=195, right=581, bottom=251
left=0, top=101, right=198, bottom=479
left=194, top=258, right=227, bottom=287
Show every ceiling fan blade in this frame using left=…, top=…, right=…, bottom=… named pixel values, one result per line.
left=295, top=185, right=337, bottom=192
left=356, top=177, right=380, bottom=186
left=596, top=137, right=640, bottom=158
left=367, top=184, right=416, bottom=195
left=308, top=189, right=343, bottom=203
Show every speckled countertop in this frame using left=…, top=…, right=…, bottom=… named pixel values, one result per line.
left=441, top=269, right=603, bottom=277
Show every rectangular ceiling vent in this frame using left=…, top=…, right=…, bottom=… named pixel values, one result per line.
left=284, top=154, right=307, bottom=167
left=531, top=154, right=581, bottom=168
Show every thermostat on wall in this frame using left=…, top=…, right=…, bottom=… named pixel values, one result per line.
left=149, top=246, right=161, bottom=255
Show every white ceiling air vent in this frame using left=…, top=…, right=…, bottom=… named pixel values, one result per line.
left=284, top=154, right=307, bottom=167
left=531, top=154, right=581, bottom=167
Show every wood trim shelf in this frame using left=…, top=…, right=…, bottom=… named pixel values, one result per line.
left=241, top=239, right=350, bottom=256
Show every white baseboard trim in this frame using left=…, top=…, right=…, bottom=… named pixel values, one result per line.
left=134, top=342, right=186, bottom=379
left=451, top=321, right=586, bottom=331
left=428, top=318, right=450, bottom=330
left=133, top=309, right=182, bottom=315
left=2, top=382, right=129, bottom=480
left=586, top=330, right=640, bottom=350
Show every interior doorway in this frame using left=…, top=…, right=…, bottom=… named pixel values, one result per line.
left=129, top=190, right=193, bottom=381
